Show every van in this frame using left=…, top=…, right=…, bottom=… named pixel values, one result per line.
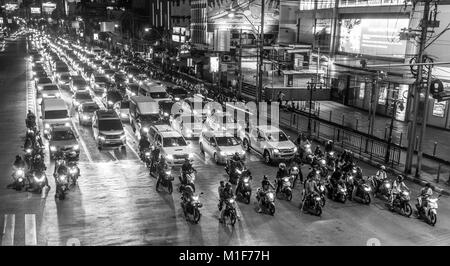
left=41, top=98, right=71, bottom=137
left=139, top=82, right=171, bottom=103
left=129, top=96, right=161, bottom=135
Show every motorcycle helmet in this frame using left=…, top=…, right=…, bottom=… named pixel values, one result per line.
left=185, top=185, right=193, bottom=194
left=220, top=180, right=225, bottom=186
left=397, top=175, right=404, bottom=182
left=425, top=182, right=431, bottom=188
left=225, top=182, right=232, bottom=189
left=279, top=163, right=286, bottom=170
left=380, top=165, right=386, bottom=170
left=263, top=175, right=268, bottom=181
left=234, top=152, right=240, bottom=157
left=16, top=155, right=21, bottom=160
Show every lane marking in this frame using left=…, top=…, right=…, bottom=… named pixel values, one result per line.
left=70, top=118, right=93, bottom=163
left=1, top=214, right=15, bottom=246
left=25, top=214, right=37, bottom=246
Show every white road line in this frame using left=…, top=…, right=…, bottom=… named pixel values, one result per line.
left=71, top=118, right=93, bottom=163
left=24, top=214, right=37, bottom=246
left=1, top=214, right=15, bottom=246
left=125, top=130, right=140, bottom=159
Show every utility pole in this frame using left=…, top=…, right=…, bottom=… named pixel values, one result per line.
left=405, top=0, right=432, bottom=174
left=256, top=0, right=265, bottom=102
left=238, top=28, right=243, bottom=98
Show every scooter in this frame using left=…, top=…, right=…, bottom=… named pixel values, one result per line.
left=235, top=175, right=252, bottom=204
left=10, top=168, right=26, bottom=191
left=156, top=169, right=174, bottom=194
left=289, top=164, right=301, bottom=189
left=179, top=169, right=196, bottom=193
left=301, top=193, right=323, bottom=216
left=415, top=195, right=441, bottom=226
left=221, top=197, right=238, bottom=226
left=54, top=173, right=69, bottom=200
left=181, top=193, right=203, bottom=224
left=67, top=161, right=80, bottom=186
left=390, top=190, right=413, bottom=217
left=256, top=189, right=276, bottom=215
left=351, top=181, right=372, bottom=204
left=276, top=177, right=293, bottom=201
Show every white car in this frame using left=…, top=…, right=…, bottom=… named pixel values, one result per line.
left=242, top=125, right=297, bottom=164
left=48, top=125, right=80, bottom=159
left=148, top=125, right=194, bottom=166
left=199, top=131, right=245, bottom=164
left=203, top=111, right=243, bottom=138
left=170, top=113, right=204, bottom=139
left=39, top=84, right=61, bottom=99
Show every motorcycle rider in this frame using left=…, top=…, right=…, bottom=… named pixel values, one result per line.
left=299, top=135, right=311, bottom=159
left=257, top=176, right=275, bottom=213
left=329, top=166, right=343, bottom=193
left=228, top=152, right=244, bottom=180
left=324, top=140, right=334, bottom=153
left=218, top=181, right=226, bottom=211
left=31, top=154, right=46, bottom=172
left=26, top=110, right=36, bottom=128
left=180, top=158, right=195, bottom=185
left=302, top=175, right=320, bottom=210
left=138, top=136, right=151, bottom=156
left=417, top=183, right=433, bottom=211
left=219, top=182, right=235, bottom=223
left=150, top=144, right=161, bottom=173
left=390, top=175, right=409, bottom=207
left=276, top=163, right=289, bottom=193
left=314, top=146, right=324, bottom=158
left=157, top=156, right=169, bottom=179
left=13, top=155, right=26, bottom=170
left=374, top=165, right=388, bottom=192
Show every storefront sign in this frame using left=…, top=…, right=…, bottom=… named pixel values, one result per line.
left=339, top=18, right=409, bottom=58
left=378, top=84, right=387, bottom=105
left=42, top=2, right=57, bottom=14
left=210, top=57, right=219, bottom=73
left=433, top=100, right=447, bottom=117
left=31, top=7, right=41, bottom=14
left=395, top=85, right=408, bottom=121
left=359, top=82, right=365, bottom=99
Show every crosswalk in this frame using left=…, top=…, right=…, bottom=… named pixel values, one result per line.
left=1, top=214, right=37, bottom=246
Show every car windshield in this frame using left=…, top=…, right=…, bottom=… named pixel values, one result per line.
left=266, top=131, right=289, bottom=142
left=181, top=115, right=203, bottom=124
left=163, top=137, right=187, bottom=147
left=45, top=110, right=68, bottom=119
left=150, top=92, right=169, bottom=99
left=56, top=67, right=69, bottom=72
left=120, top=101, right=130, bottom=108
left=172, top=88, right=187, bottom=95
left=52, top=130, right=75, bottom=140
left=140, top=114, right=160, bottom=123
left=39, top=78, right=52, bottom=83
left=99, top=119, right=123, bottom=131
left=215, top=136, right=239, bottom=146
left=60, top=75, right=70, bottom=80
left=42, top=84, right=58, bottom=90
left=75, top=93, right=91, bottom=100
left=82, top=105, right=99, bottom=112
left=95, top=77, right=108, bottom=83
left=73, top=80, right=87, bottom=86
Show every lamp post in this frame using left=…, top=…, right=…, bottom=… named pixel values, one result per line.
left=385, top=99, right=404, bottom=164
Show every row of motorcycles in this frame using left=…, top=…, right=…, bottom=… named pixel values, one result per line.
left=10, top=115, right=80, bottom=200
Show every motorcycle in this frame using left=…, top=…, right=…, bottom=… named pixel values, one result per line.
left=181, top=193, right=203, bottom=223
left=289, top=164, right=301, bottom=189
left=352, top=180, right=372, bottom=204
left=372, top=178, right=391, bottom=200
left=390, top=190, right=413, bottom=217
left=67, top=161, right=80, bottom=186
left=139, top=148, right=152, bottom=168
left=222, top=197, right=238, bottom=226
left=276, top=176, right=293, bottom=201
left=256, top=189, right=276, bottom=215
left=235, top=175, right=252, bottom=204
left=318, top=181, right=327, bottom=207
left=302, top=193, right=323, bottom=216
left=156, top=169, right=174, bottom=194
left=24, top=147, right=33, bottom=167
left=415, top=195, right=441, bottom=226
left=179, top=169, right=196, bottom=193
left=303, top=144, right=314, bottom=165
left=227, top=164, right=250, bottom=185
left=327, top=182, right=347, bottom=203
left=28, top=170, right=48, bottom=196
left=54, top=172, right=69, bottom=200
left=316, top=157, right=329, bottom=179
left=11, top=168, right=26, bottom=191
left=344, top=168, right=357, bottom=197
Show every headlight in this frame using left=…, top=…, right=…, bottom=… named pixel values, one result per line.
left=192, top=196, right=199, bottom=201
left=43, top=93, right=48, bottom=97
left=364, top=187, right=371, bottom=192
left=73, top=145, right=80, bottom=150
left=145, top=152, right=151, bottom=156
left=166, top=154, right=174, bottom=160
left=120, top=134, right=126, bottom=140
left=315, top=197, right=322, bottom=201
left=26, top=148, right=32, bottom=154
left=108, top=100, right=113, bottom=105
left=50, top=146, right=57, bottom=152
left=330, top=152, right=334, bottom=156
left=293, top=147, right=298, bottom=153
left=267, top=193, right=274, bottom=200
left=174, top=97, right=180, bottom=101
left=385, top=183, right=391, bottom=188
left=17, top=169, right=24, bottom=176
left=189, top=153, right=194, bottom=159
left=220, top=151, right=226, bottom=156
left=64, top=122, right=70, bottom=127
left=273, top=149, right=279, bottom=154
left=142, top=127, right=149, bottom=133
left=403, top=191, right=409, bottom=196
left=164, top=112, right=169, bottom=117
left=82, top=115, right=89, bottom=120
left=120, top=113, right=128, bottom=118
left=229, top=198, right=235, bottom=204
left=236, top=169, right=242, bottom=174
left=69, top=168, right=78, bottom=174
left=165, top=170, right=171, bottom=175
left=292, top=167, right=298, bottom=171
left=243, top=178, right=249, bottom=183
left=283, top=177, right=289, bottom=182
left=99, top=136, right=106, bottom=141
left=320, top=159, right=326, bottom=165
left=33, top=174, right=45, bottom=183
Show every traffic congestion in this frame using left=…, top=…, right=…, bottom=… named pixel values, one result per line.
left=3, top=26, right=448, bottom=246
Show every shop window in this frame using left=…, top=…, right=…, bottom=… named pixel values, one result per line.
left=359, top=82, right=365, bottom=99
left=432, top=100, right=447, bottom=118
left=378, top=85, right=387, bottom=105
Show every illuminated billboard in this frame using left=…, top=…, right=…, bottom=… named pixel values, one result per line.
left=42, top=2, right=57, bottom=14
left=339, top=18, right=409, bottom=58
left=31, top=7, right=41, bottom=14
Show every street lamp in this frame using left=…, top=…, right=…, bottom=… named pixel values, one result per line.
left=385, top=99, right=405, bottom=163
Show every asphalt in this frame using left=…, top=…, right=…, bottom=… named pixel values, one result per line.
left=1, top=37, right=450, bottom=246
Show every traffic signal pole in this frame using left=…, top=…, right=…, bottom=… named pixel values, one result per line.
left=405, top=0, right=432, bottom=174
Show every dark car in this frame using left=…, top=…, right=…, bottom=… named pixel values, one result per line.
left=167, top=86, right=190, bottom=101
left=103, top=89, right=124, bottom=109
left=159, top=100, right=175, bottom=122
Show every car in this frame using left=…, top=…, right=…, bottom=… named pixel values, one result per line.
left=56, top=73, right=72, bottom=87
left=242, top=125, right=297, bottom=164
left=90, top=74, right=109, bottom=95
left=132, top=73, right=149, bottom=84
left=170, top=112, right=204, bottom=139
left=114, top=99, right=130, bottom=122
left=199, top=131, right=245, bottom=164
left=39, top=84, right=61, bottom=99
left=48, top=125, right=80, bottom=159
left=103, top=69, right=116, bottom=81
left=70, top=76, right=89, bottom=92
left=147, top=124, right=194, bottom=166
left=167, top=86, right=190, bottom=101
left=102, top=89, right=123, bottom=109
left=72, top=90, right=93, bottom=108
left=32, top=70, right=48, bottom=80
left=77, top=102, right=100, bottom=126
left=92, top=110, right=126, bottom=149
left=35, top=77, right=53, bottom=90
left=203, top=111, right=243, bottom=136
left=141, top=84, right=171, bottom=102
left=41, top=98, right=71, bottom=137
left=129, top=96, right=161, bottom=136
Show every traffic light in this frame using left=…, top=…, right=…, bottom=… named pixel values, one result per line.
left=430, top=79, right=444, bottom=95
